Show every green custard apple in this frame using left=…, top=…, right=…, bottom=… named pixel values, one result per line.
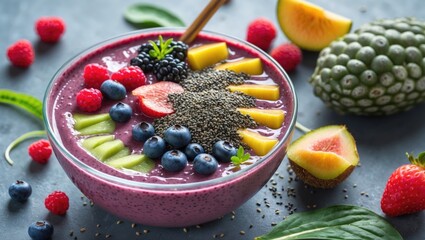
left=310, top=17, right=425, bottom=116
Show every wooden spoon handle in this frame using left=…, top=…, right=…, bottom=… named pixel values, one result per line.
left=179, top=0, right=228, bottom=44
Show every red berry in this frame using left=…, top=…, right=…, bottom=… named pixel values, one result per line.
left=83, top=63, right=110, bottom=89
left=270, top=43, right=302, bottom=72
left=381, top=153, right=425, bottom=217
left=35, top=16, right=66, bottom=43
left=7, top=39, right=35, bottom=68
left=132, top=81, right=184, bottom=118
left=246, top=17, right=277, bottom=51
left=76, top=88, right=103, bottom=112
left=111, top=66, right=147, bottom=91
left=28, top=139, right=52, bottom=164
left=44, top=191, right=69, bottom=215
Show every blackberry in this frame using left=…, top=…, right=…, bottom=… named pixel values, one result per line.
left=131, top=36, right=189, bottom=82
left=169, top=41, right=188, bottom=61
left=154, top=55, right=188, bottom=82
left=130, top=52, right=156, bottom=72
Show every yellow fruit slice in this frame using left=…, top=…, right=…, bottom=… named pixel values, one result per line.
left=227, top=84, right=280, bottom=100
left=287, top=125, right=359, bottom=184
left=276, top=0, right=352, bottom=51
left=215, top=58, right=263, bottom=75
left=238, top=129, right=278, bottom=156
left=187, top=42, right=228, bottom=70
left=237, top=108, right=285, bottom=129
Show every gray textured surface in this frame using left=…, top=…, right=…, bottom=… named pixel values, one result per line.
left=1, top=0, right=424, bottom=239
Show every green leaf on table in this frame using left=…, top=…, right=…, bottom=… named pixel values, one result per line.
left=0, top=89, right=43, bottom=120
left=124, top=4, right=185, bottom=29
left=255, top=205, right=403, bottom=240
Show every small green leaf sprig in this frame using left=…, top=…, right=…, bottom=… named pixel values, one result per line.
left=148, top=35, right=174, bottom=60
left=231, top=146, right=250, bottom=166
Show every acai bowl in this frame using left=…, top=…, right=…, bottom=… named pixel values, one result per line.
left=43, top=28, right=297, bottom=227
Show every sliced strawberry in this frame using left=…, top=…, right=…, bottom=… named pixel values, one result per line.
left=132, top=81, right=184, bottom=118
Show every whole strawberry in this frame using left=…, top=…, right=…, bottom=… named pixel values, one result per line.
left=381, top=152, right=425, bottom=217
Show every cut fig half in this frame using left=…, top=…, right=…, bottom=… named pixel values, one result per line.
left=287, top=125, right=359, bottom=188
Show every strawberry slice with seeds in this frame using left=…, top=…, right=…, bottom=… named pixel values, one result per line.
left=132, top=81, right=184, bottom=118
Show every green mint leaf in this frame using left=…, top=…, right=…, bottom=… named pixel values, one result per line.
left=231, top=155, right=241, bottom=165
left=237, top=146, right=244, bottom=157
left=124, top=4, right=185, bottom=29
left=255, top=205, right=403, bottom=240
left=0, top=89, right=43, bottom=120
left=242, top=153, right=250, bottom=161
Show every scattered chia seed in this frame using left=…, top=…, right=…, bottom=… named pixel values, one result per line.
left=80, top=227, right=86, bottom=233
left=155, top=89, right=256, bottom=152
left=240, top=230, right=246, bottom=235
left=136, top=231, right=141, bottom=236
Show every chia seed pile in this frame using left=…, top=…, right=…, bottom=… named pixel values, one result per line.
left=154, top=68, right=257, bottom=152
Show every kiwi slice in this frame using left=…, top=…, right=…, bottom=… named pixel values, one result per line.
left=73, top=113, right=116, bottom=135
left=105, top=154, right=155, bottom=173
left=81, top=135, right=115, bottom=150
left=106, top=147, right=131, bottom=161
left=92, top=139, right=125, bottom=161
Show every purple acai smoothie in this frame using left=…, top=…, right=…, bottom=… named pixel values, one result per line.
left=45, top=29, right=296, bottom=226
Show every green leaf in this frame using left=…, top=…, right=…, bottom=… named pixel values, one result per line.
left=255, top=205, right=402, bottom=240
left=124, top=4, right=185, bottom=29
left=0, top=89, right=43, bottom=120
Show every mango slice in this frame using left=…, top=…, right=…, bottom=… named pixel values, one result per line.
left=277, top=0, right=352, bottom=51
left=215, top=58, right=263, bottom=75
left=237, top=108, right=285, bottom=129
left=187, top=42, right=228, bottom=70
left=238, top=129, right=278, bottom=156
left=227, top=84, right=280, bottom=100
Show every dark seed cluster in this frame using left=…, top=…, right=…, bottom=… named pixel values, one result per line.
left=154, top=88, right=257, bottom=152
left=180, top=67, right=249, bottom=92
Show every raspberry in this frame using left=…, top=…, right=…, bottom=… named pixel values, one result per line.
left=270, top=43, right=302, bottom=72
left=35, top=16, right=66, bottom=43
left=83, top=63, right=110, bottom=89
left=111, top=66, right=146, bottom=91
left=6, top=39, right=35, bottom=68
left=28, top=139, right=52, bottom=164
left=44, top=191, right=69, bottom=215
left=76, top=88, right=103, bottom=112
left=246, top=18, right=277, bottom=51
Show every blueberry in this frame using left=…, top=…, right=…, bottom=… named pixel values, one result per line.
left=143, top=136, right=166, bottom=159
left=100, top=79, right=126, bottom=100
left=184, top=143, right=205, bottom=161
left=109, top=102, right=132, bottom=123
left=132, top=121, right=155, bottom=142
left=212, top=140, right=237, bottom=163
left=163, top=125, right=191, bottom=148
left=8, top=180, right=32, bottom=202
left=28, top=220, right=54, bottom=240
left=161, top=150, right=188, bottom=172
left=193, top=153, right=218, bottom=175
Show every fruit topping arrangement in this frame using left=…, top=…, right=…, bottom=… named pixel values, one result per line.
left=68, top=35, right=284, bottom=178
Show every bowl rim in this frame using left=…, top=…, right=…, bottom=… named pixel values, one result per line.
left=43, top=27, right=298, bottom=191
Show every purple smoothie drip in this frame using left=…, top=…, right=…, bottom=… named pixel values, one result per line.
left=49, top=31, right=295, bottom=185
